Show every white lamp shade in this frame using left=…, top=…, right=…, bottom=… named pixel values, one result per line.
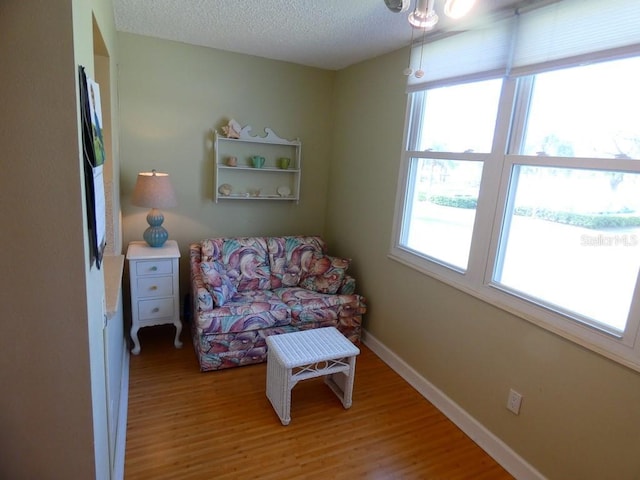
left=131, top=171, right=178, bottom=209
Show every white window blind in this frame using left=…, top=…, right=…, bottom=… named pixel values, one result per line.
left=407, top=0, right=640, bottom=91
left=406, top=16, right=515, bottom=91
left=510, top=0, right=640, bottom=75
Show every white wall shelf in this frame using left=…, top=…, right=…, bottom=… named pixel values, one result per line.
left=214, top=125, right=301, bottom=203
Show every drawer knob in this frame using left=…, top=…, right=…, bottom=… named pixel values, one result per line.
left=150, top=285, right=158, bottom=290
left=152, top=307, right=160, bottom=313
left=150, top=266, right=158, bottom=271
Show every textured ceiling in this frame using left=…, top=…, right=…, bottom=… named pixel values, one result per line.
left=112, top=0, right=538, bottom=70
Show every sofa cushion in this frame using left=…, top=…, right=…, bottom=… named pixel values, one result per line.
left=194, top=325, right=300, bottom=370
left=275, top=287, right=363, bottom=325
left=201, top=237, right=271, bottom=291
left=268, top=236, right=326, bottom=288
left=200, top=261, right=237, bottom=307
left=299, top=253, right=350, bottom=294
left=195, top=290, right=291, bottom=334
left=200, top=238, right=219, bottom=262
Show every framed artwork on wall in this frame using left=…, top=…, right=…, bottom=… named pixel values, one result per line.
left=78, top=65, right=106, bottom=268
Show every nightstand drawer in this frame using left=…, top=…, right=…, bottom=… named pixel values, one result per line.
left=136, top=259, right=173, bottom=276
left=137, top=276, right=174, bottom=298
left=138, top=298, right=175, bottom=320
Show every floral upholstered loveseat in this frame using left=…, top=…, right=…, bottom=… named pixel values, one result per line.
left=189, top=236, right=367, bottom=371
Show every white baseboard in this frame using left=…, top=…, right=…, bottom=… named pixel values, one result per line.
left=112, top=346, right=130, bottom=480
left=362, top=330, right=545, bottom=480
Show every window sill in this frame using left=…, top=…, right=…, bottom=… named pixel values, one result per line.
left=388, top=247, right=640, bottom=374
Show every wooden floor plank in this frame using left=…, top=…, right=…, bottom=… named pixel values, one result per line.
left=125, top=325, right=513, bottom=479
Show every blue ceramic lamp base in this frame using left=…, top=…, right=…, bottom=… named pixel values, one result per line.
left=143, top=208, right=169, bottom=247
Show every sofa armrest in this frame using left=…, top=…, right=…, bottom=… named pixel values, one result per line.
left=338, top=275, right=357, bottom=295
left=195, top=285, right=215, bottom=312
left=190, top=242, right=215, bottom=313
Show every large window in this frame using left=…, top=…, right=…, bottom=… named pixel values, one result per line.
left=494, top=165, right=640, bottom=334
left=492, top=57, right=640, bottom=337
left=402, top=80, right=501, bottom=271
left=391, top=2, right=640, bottom=370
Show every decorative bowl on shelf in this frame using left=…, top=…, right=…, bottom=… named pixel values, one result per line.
left=248, top=188, right=261, bottom=197
left=218, top=183, right=233, bottom=196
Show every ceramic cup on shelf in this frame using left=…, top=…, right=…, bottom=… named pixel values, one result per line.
left=251, top=155, right=265, bottom=168
left=225, top=156, right=237, bottom=167
left=278, top=157, right=291, bottom=169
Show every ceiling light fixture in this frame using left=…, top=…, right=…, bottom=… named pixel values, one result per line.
left=443, top=0, right=477, bottom=19
left=398, top=0, right=477, bottom=78
left=408, top=0, right=439, bottom=30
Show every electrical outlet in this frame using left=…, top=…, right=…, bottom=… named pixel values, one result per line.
left=507, top=389, right=523, bottom=415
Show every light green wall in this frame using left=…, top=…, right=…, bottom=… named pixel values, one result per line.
left=116, top=26, right=640, bottom=480
left=0, top=3, right=93, bottom=477
left=328, top=47, right=640, bottom=479
left=1, top=0, right=119, bottom=478
left=74, top=1, right=122, bottom=477
left=117, top=33, right=335, bottom=290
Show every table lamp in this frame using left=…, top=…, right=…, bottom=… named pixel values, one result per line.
left=131, top=170, right=178, bottom=247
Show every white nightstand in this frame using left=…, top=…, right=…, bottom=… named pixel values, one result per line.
left=126, top=240, right=182, bottom=355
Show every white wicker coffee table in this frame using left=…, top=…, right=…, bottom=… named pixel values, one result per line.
left=266, top=327, right=360, bottom=425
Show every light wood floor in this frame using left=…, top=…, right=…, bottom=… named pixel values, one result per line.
left=125, top=325, right=513, bottom=479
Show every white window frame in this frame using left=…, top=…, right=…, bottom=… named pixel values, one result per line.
left=391, top=67, right=640, bottom=372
